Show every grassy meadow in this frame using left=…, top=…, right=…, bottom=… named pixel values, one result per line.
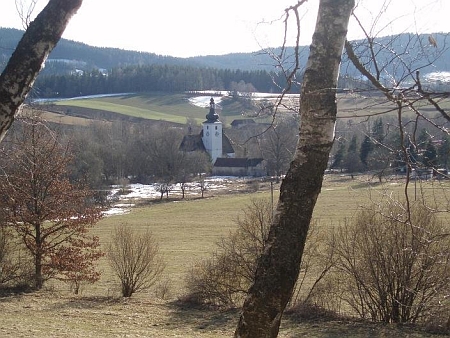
left=51, top=92, right=254, bottom=125
left=93, top=176, right=364, bottom=291
left=2, top=175, right=449, bottom=337
left=47, top=91, right=450, bottom=128
left=93, top=174, right=450, bottom=295
left=7, top=93, right=450, bottom=337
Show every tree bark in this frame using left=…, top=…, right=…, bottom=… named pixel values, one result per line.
left=235, top=0, right=355, bottom=337
left=0, top=0, right=83, bottom=142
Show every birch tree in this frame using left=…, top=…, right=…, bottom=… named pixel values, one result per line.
left=235, top=0, right=355, bottom=336
left=0, top=0, right=83, bottom=142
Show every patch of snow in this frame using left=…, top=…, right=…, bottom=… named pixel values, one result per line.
left=424, top=71, right=450, bottom=83
left=187, top=92, right=299, bottom=108
left=32, top=93, right=135, bottom=104
left=102, top=207, right=131, bottom=217
left=104, top=176, right=252, bottom=216
left=188, top=95, right=223, bottom=108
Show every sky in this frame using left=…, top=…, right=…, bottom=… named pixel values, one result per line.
left=1, top=0, right=449, bottom=58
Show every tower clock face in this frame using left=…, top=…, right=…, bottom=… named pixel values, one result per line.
left=215, top=131, right=220, bottom=137
left=206, top=131, right=210, bottom=136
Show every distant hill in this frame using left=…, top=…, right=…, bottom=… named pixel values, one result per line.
left=0, top=28, right=192, bottom=72
left=1, top=27, right=449, bottom=79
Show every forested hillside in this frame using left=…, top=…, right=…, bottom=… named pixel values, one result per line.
left=3, top=28, right=449, bottom=75
left=1, top=28, right=449, bottom=99
left=0, top=28, right=187, bottom=71
left=33, top=66, right=289, bottom=98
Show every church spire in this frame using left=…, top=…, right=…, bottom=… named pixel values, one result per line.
left=205, top=97, right=219, bottom=122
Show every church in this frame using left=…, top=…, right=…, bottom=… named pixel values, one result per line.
left=180, top=97, right=266, bottom=177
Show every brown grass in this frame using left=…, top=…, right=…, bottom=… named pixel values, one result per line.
left=1, top=174, right=449, bottom=337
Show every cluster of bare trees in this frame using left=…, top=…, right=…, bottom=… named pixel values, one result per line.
left=0, top=115, right=168, bottom=296
left=67, top=120, right=211, bottom=196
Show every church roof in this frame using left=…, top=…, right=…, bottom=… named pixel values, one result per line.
left=205, top=97, right=220, bottom=123
left=180, top=132, right=235, bottom=155
left=222, top=133, right=235, bottom=154
left=179, top=134, right=205, bottom=152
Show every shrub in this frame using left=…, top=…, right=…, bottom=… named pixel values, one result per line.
left=185, top=198, right=334, bottom=308
left=333, top=200, right=450, bottom=324
left=107, top=224, right=165, bottom=297
left=0, top=224, right=15, bottom=284
left=185, top=198, right=272, bottom=307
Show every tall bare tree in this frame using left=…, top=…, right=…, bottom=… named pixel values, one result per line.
left=235, top=0, right=355, bottom=337
left=259, top=116, right=298, bottom=181
left=0, top=0, right=83, bottom=142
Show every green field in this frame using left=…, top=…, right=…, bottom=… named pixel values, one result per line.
left=50, top=91, right=450, bottom=126
left=52, top=92, right=255, bottom=125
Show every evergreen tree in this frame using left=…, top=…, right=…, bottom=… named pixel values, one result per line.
left=331, top=141, right=346, bottom=169
left=360, top=135, right=373, bottom=165
left=372, top=117, right=384, bottom=144
left=437, top=135, right=450, bottom=168
left=348, top=135, right=358, bottom=153
left=422, top=139, right=437, bottom=168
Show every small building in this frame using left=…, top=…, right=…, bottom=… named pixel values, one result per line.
left=212, top=157, right=266, bottom=177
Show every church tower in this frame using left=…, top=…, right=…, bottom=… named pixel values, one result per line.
left=202, top=97, right=222, bottom=163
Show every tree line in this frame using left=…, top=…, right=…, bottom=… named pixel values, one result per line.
left=33, top=64, right=298, bottom=98
left=330, top=116, right=450, bottom=178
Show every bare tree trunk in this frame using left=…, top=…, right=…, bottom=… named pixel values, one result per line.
left=0, top=0, right=83, bottom=142
left=235, top=0, right=354, bottom=337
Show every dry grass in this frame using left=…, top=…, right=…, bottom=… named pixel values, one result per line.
left=1, top=174, right=449, bottom=337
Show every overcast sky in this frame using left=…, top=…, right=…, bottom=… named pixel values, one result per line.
left=1, top=0, right=449, bottom=57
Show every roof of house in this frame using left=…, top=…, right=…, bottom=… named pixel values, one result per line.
left=231, top=119, right=256, bottom=127
left=214, top=157, right=264, bottom=168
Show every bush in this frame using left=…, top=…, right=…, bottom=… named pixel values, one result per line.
left=107, top=224, right=165, bottom=297
left=333, top=200, right=450, bottom=324
left=185, top=198, right=271, bottom=307
left=184, top=198, right=334, bottom=308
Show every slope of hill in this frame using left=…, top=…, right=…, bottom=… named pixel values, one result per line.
left=0, top=28, right=197, bottom=73
left=2, top=27, right=449, bottom=77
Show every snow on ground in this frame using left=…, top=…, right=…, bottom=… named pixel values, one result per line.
left=32, top=93, right=135, bottom=104
left=103, top=176, right=251, bottom=217
left=188, top=95, right=223, bottom=108
left=187, top=91, right=299, bottom=109
left=424, top=71, right=450, bottom=83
